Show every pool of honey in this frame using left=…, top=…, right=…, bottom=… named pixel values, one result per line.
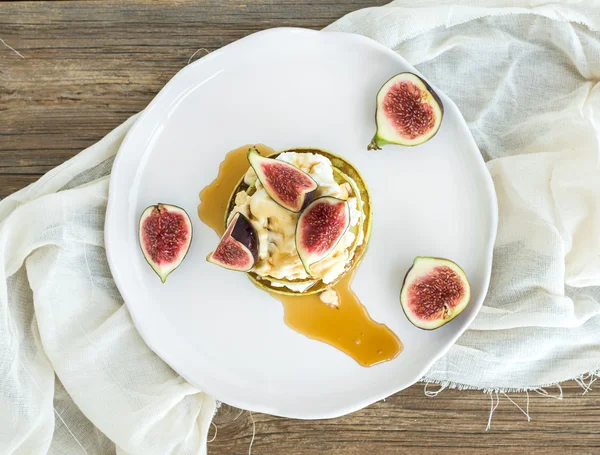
left=198, top=145, right=403, bottom=367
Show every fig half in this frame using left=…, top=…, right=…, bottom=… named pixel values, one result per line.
left=139, top=203, right=192, bottom=283
left=247, top=147, right=317, bottom=212
left=207, top=212, right=259, bottom=272
left=368, top=72, right=443, bottom=149
left=296, top=196, right=350, bottom=275
left=400, top=257, right=471, bottom=330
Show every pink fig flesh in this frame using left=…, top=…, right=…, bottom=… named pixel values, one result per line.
left=400, top=257, right=471, bottom=330
left=139, top=203, right=192, bottom=283
left=383, top=81, right=437, bottom=140
left=207, top=212, right=258, bottom=272
left=247, top=148, right=317, bottom=212
left=296, top=196, right=350, bottom=274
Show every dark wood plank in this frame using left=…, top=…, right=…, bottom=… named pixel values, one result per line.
left=2, top=1, right=599, bottom=454
left=0, top=174, right=43, bottom=197
left=0, top=0, right=388, bottom=198
left=210, top=382, right=600, bottom=454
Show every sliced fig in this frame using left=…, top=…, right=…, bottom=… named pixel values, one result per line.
left=296, top=196, right=350, bottom=274
left=247, top=148, right=317, bottom=212
left=400, top=257, right=471, bottom=330
left=368, top=72, right=443, bottom=150
left=207, top=212, right=259, bottom=272
left=139, top=203, right=192, bottom=283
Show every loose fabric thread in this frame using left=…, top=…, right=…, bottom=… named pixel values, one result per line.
left=424, top=382, right=448, bottom=397
left=248, top=411, right=256, bottom=455
left=0, top=37, right=25, bottom=58
left=423, top=373, right=600, bottom=431
left=207, top=422, right=218, bottom=443
left=486, top=392, right=500, bottom=431
left=188, top=48, right=210, bottom=65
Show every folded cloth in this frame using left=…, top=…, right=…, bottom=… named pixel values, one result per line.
left=1, top=1, right=599, bottom=454
left=1, top=116, right=216, bottom=455
left=326, top=0, right=600, bottom=391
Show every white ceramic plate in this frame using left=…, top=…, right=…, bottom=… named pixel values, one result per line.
left=105, top=28, right=497, bottom=419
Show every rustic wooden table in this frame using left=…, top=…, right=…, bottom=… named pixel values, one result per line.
left=2, top=1, right=599, bottom=454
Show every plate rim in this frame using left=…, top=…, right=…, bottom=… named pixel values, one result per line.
left=105, top=27, right=498, bottom=419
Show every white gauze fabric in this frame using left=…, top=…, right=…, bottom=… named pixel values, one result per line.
left=0, top=116, right=216, bottom=455
left=326, top=0, right=600, bottom=390
left=1, top=1, right=599, bottom=454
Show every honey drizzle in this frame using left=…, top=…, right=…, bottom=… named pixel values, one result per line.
left=198, top=145, right=403, bottom=367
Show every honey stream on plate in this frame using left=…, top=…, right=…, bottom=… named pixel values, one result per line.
left=198, top=145, right=403, bottom=367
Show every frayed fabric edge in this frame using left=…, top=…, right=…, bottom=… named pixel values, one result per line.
left=421, top=369, right=599, bottom=430
left=207, top=372, right=598, bottom=445
left=421, top=368, right=600, bottom=394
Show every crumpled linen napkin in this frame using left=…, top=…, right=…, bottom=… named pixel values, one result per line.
left=326, top=0, right=600, bottom=391
left=1, top=116, right=216, bottom=455
left=2, top=1, right=600, bottom=454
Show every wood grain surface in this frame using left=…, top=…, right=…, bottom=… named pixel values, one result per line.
left=1, top=1, right=599, bottom=454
